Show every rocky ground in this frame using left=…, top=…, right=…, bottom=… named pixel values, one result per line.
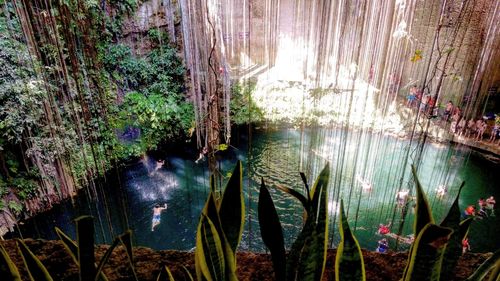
left=0, top=239, right=491, bottom=280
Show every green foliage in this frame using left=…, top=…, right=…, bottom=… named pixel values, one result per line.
left=195, top=161, right=244, bottom=281
left=7, top=201, right=22, bottom=215
left=335, top=200, right=365, bottom=281
left=230, top=81, right=264, bottom=125
left=257, top=164, right=330, bottom=281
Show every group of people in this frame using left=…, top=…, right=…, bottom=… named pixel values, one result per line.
left=463, top=196, right=496, bottom=219
left=406, top=86, right=500, bottom=145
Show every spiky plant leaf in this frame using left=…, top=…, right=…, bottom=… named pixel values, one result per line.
left=258, top=178, right=286, bottom=281
left=156, top=266, right=176, bottom=281
left=218, top=161, right=245, bottom=254
left=402, top=223, right=453, bottom=281
left=55, top=227, right=78, bottom=264
left=195, top=213, right=225, bottom=281
left=440, top=182, right=470, bottom=280
left=335, top=200, right=365, bottom=281
left=55, top=227, right=109, bottom=281
left=275, top=184, right=309, bottom=211
left=182, top=265, right=194, bottom=281
left=118, top=230, right=139, bottom=281
left=0, top=243, right=21, bottom=281
left=411, top=165, right=434, bottom=234
left=16, top=239, right=53, bottom=281
left=297, top=164, right=330, bottom=280
left=95, top=238, right=120, bottom=281
left=76, top=216, right=96, bottom=281
left=466, top=250, right=500, bottom=281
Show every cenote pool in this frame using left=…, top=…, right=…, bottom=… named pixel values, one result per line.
left=13, top=128, right=500, bottom=253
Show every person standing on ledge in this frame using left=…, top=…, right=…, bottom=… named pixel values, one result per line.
left=152, top=203, right=167, bottom=231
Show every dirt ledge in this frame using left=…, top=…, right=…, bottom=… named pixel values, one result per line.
left=0, top=239, right=491, bottom=280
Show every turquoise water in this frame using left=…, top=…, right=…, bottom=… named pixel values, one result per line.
left=15, top=128, right=500, bottom=253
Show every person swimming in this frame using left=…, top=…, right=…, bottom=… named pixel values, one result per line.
left=356, top=175, right=373, bottom=191
left=152, top=203, right=167, bottom=231
left=396, top=190, right=409, bottom=206
left=378, top=223, right=391, bottom=235
left=436, top=185, right=447, bottom=198
left=376, top=238, right=389, bottom=253
left=195, top=147, right=208, bottom=164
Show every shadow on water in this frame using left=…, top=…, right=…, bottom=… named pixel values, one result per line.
left=9, top=128, right=500, bottom=253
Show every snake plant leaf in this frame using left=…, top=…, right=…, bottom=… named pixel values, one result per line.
left=335, top=200, right=365, bottom=281
left=440, top=182, right=471, bottom=280
left=275, top=184, right=309, bottom=211
left=297, top=165, right=330, bottom=281
left=95, top=238, right=120, bottom=281
left=156, top=266, right=176, bottom=281
left=310, top=163, right=330, bottom=215
left=195, top=213, right=225, bottom=281
left=55, top=227, right=109, bottom=281
left=299, top=172, right=311, bottom=200
left=218, top=161, right=245, bottom=254
left=55, top=227, right=78, bottom=264
left=16, top=239, right=53, bottom=281
left=118, top=230, right=139, bottom=281
left=466, top=250, right=500, bottom=281
left=258, top=178, right=286, bottom=281
left=286, top=220, right=315, bottom=281
left=182, top=265, right=194, bottom=281
left=76, top=216, right=96, bottom=281
left=402, top=223, right=453, bottom=281
left=411, top=165, right=434, bottom=235
left=0, top=243, right=21, bottom=281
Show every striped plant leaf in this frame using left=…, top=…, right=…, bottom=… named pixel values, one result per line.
left=440, top=182, right=469, bottom=280
left=440, top=187, right=472, bottom=279
left=275, top=184, right=309, bottom=212
left=182, top=265, right=194, bottom=281
left=310, top=163, right=330, bottom=215
left=118, top=230, right=139, bottom=281
left=335, top=200, right=365, bottom=281
left=76, top=216, right=96, bottom=281
left=55, top=227, right=78, bottom=264
left=297, top=164, right=330, bottom=281
left=16, top=239, right=53, bottom=281
left=411, top=165, right=434, bottom=235
left=55, top=227, right=109, bottom=281
left=95, top=238, right=119, bottom=281
left=156, top=266, right=176, bottom=281
left=258, top=178, right=286, bottom=281
left=218, top=161, right=245, bottom=255
left=402, top=223, right=453, bottom=281
left=195, top=213, right=225, bottom=281
left=0, top=243, right=21, bottom=281
left=466, top=250, right=500, bottom=281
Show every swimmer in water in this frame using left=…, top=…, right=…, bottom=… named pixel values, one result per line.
left=356, top=175, right=373, bottom=191
left=436, top=185, right=447, bottom=198
left=152, top=203, right=167, bottom=231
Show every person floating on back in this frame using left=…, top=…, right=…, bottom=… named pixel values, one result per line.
left=152, top=203, right=167, bottom=231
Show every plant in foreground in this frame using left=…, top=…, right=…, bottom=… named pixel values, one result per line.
left=257, top=164, right=499, bottom=281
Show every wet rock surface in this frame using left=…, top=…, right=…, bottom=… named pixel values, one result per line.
left=0, top=239, right=489, bottom=280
